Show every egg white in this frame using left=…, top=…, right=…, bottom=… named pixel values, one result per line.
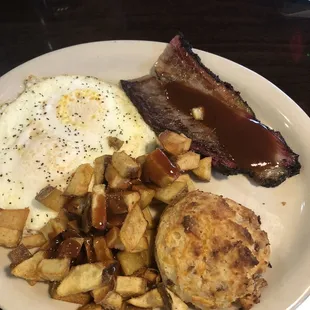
left=0, top=75, right=156, bottom=230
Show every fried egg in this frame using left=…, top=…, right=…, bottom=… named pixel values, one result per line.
left=0, top=75, right=156, bottom=230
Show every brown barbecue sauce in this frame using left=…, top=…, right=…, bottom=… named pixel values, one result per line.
left=165, top=82, right=280, bottom=170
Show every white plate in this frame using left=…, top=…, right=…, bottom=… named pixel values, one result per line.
left=0, top=41, right=309, bottom=310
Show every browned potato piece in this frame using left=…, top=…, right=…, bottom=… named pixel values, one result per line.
left=130, top=236, right=148, bottom=253
left=93, top=236, right=114, bottom=261
left=100, top=291, right=123, bottom=309
left=165, top=287, right=189, bottom=310
left=84, top=237, right=97, bottom=263
left=91, top=184, right=107, bottom=230
left=136, top=155, right=147, bottom=166
left=94, top=155, right=112, bottom=185
left=191, top=106, right=204, bottom=120
left=65, top=197, right=86, bottom=216
left=21, top=233, right=46, bottom=249
left=176, top=174, right=196, bottom=192
left=105, top=227, right=124, bottom=250
left=0, top=208, right=29, bottom=247
left=37, top=258, right=71, bottom=281
left=127, top=289, right=164, bottom=308
left=35, top=185, right=68, bottom=212
left=67, top=219, right=79, bottom=231
left=123, top=191, right=140, bottom=212
left=112, top=151, right=140, bottom=179
left=108, top=136, right=124, bottom=151
left=0, top=208, right=30, bottom=230
left=116, top=251, right=146, bottom=276
left=142, top=149, right=180, bottom=187
left=40, top=217, right=67, bottom=240
left=175, top=151, right=200, bottom=171
left=0, top=227, right=22, bottom=248
left=132, top=185, right=155, bottom=209
left=58, top=238, right=84, bottom=259
left=115, top=276, right=147, bottom=298
left=81, top=193, right=92, bottom=234
left=158, top=130, right=192, bottom=155
left=143, top=269, right=161, bottom=285
left=140, top=230, right=156, bottom=267
left=11, top=250, right=46, bottom=281
left=154, top=181, right=188, bottom=204
left=9, top=244, right=32, bottom=267
left=64, top=164, right=94, bottom=196
left=105, top=164, right=131, bottom=189
left=78, top=304, right=102, bottom=310
left=120, top=205, right=147, bottom=252
left=141, top=207, right=155, bottom=229
left=50, top=282, right=91, bottom=305
left=92, top=283, right=113, bottom=304
left=57, top=262, right=107, bottom=296
left=192, top=157, right=212, bottom=181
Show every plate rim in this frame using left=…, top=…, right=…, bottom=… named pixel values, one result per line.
left=0, top=39, right=309, bottom=309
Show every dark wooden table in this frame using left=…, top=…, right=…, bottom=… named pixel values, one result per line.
left=1, top=0, right=310, bottom=116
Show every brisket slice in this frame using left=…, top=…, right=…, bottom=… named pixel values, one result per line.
left=121, top=35, right=300, bottom=187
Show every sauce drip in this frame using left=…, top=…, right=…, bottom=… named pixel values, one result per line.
left=166, top=82, right=279, bottom=170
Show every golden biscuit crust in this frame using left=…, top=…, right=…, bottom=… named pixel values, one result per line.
left=155, top=191, right=270, bottom=309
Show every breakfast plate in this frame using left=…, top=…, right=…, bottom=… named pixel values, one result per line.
left=0, top=40, right=309, bottom=310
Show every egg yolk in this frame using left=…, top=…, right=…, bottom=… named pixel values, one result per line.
left=56, top=89, right=104, bottom=127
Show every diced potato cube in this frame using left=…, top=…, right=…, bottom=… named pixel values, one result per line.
left=158, top=130, right=192, bottom=155
left=67, top=220, right=80, bottom=231
left=142, top=149, right=180, bottom=187
left=0, top=208, right=29, bottom=230
left=37, top=258, right=71, bottom=281
left=78, top=304, right=102, bottom=310
left=115, top=276, right=147, bottom=298
left=192, top=157, right=212, bottom=181
left=94, top=155, right=111, bottom=185
left=40, top=217, right=67, bottom=240
left=154, top=181, right=188, bottom=204
left=108, top=136, right=124, bottom=151
left=35, top=185, right=68, bottom=212
left=0, top=208, right=29, bottom=247
left=116, top=251, right=146, bottom=276
left=166, top=288, right=189, bottom=310
left=64, top=164, right=94, bottom=196
left=92, top=283, right=113, bottom=304
left=176, top=174, right=196, bottom=192
left=127, top=289, right=164, bottom=308
left=132, top=185, right=155, bottom=209
left=191, top=106, right=204, bottom=120
left=175, top=151, right=200, bottom=171
left=123, top=191, right=140, bottom=212
left=21, top=233, right=46, bottom=249
left=9, top=244, right=32, bottom=267
left=92, top=184, right=107, bottom=230
left=58, top=237, right=84, bottom=259
left=141, top=207, right=155, bottom=229
left=0, top=227, right=22, bottom=248
left=120, top=205, right=147, bottom=252
left=130, top=236, right=148, bottom=253
left=100, top=291, right=123, bottom=309
left=11, top=250, right=46, bottom=281
left=143, top=269, right=161, bottom=285
left=105, top=164, right=131, bottom=189
left=84, top=237, right=97, bottom=263
left=105, top=227, right=124, bottom=250
left=50, top=282, right=91, bottom=305
left=93, top=236, right=114, bottom=261
left=140, top=230, right=156, bottom=267
left=136, top=155, right=147, bottom=166
left=57, top=263, right=106, bottom=296
left=112, top=151, right=140, bottom=179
